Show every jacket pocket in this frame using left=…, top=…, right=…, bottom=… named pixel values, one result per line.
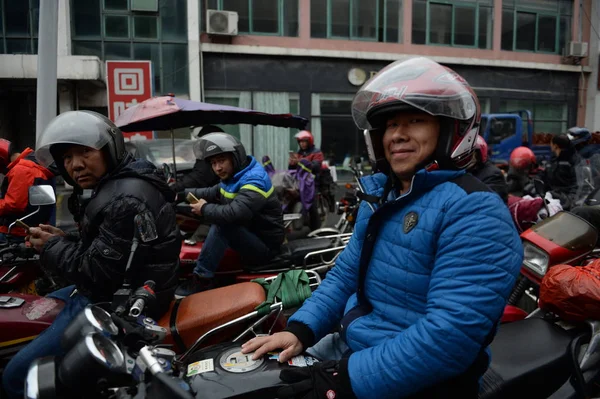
left=339, top=304, right=371, bottom=344
left=92, top=239, right=124, bottom=261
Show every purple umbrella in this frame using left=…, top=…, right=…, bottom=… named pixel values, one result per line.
left=115, top=95, right=308, bottom=132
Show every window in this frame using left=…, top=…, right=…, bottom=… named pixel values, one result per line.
left=311, top=0, right=403, bottom=42
left=207, top=0, right=298, bottom=36
left=501, top=0, right=571, bottom=53
left=71, top=0, right=188, bottom=95
left=204, top=90, right=300, bottom=171
left=499, top=99, right=568, bottom=135
left=311, top=94, right=366, bottom=167
left=0, top=0, right=39, bottom=54
left=412, top=0, right=492, bottom=49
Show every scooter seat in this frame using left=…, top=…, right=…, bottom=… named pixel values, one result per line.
left=157, top=282, right=266, bottom=351
left=479, top=318, right=573, bottom=399
left=283, top=238, right=333, bottom=264
left=242, top=238, right=334, bottom=273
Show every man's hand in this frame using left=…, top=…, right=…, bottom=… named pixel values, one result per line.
left=289, top=154, right=299, bottom=166
left=28, top=227, right=58, bottom=252
left=38, top=224, right=66, bottom=237
left=190, top=198, right=207, bottom=216
left=241, top=332, right=303, bottom=363
left=277, top=360, right=357, bottom=399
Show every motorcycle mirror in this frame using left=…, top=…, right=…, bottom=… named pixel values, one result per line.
left=134, top=211, right=158, bottom=243
left=29, top=185, right=56, bottom=207
left=533, top=179, right=546, bottom=197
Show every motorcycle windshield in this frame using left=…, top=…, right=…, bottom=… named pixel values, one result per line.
left=531, top=211, right=598, bottom=252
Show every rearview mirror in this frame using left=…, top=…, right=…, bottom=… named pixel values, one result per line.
left=29, top=185, right=56, bottom=206
left=134, top=211, right=158, bottom=243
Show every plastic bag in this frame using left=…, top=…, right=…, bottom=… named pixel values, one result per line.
left=539, top=260, right=600, bottom=322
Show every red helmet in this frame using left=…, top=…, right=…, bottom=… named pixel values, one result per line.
left=351, top=57, right=481, bottom=171
left=0, top=139, right=11, bottom=170
left=509, top=147, right=536, bottom=170
left=474, top=135, right=488, bottom=163
left=295, top=130, right=314, bottom=147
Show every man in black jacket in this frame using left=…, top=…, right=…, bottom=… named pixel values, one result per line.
left=2, top=111, right=181, bottom=399
left=543, top=134, right=579, bottom=207
left=470, top=136, right=508, bottom=204
left=175, top=133, right=284, bottom=297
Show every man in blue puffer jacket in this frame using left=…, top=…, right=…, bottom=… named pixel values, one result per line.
left=175, top=132, right=285, bottom=297
left=243, top=57, right=522, bottom=398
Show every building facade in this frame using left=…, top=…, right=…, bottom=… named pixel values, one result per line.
left=0, top=0, right=596, bottom=170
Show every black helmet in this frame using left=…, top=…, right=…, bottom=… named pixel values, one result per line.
left=36, top=111, right=127, bottom=186
left=193, top=133, right=247, bottom=171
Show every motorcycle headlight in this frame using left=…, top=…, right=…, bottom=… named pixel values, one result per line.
left=58, top=333, right=124, bottom=391
left=61, top=305, right=119, bottom=352
left=523, top=242, right=549, bottom=277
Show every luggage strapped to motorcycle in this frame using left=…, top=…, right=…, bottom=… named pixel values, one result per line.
left=251, top=270, right=313, bottom=316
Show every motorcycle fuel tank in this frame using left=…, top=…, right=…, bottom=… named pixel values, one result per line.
left=184, top=342, right=319, bottom=399
left=0, top=294, right=64, bottom=351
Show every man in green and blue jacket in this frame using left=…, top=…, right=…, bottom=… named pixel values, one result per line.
left=175, top=132, right=284, bottom=297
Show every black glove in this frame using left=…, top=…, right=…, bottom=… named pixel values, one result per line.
left=277, top=360, right=357, bottom=399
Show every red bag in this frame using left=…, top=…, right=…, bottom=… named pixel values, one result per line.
left=539, top=260, right=600, bottom=322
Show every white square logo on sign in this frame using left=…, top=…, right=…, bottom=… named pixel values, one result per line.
left=114, top=68, right=144, bottom=95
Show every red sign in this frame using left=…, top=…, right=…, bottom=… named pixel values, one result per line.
left=106, top=60, right=154, bottom=141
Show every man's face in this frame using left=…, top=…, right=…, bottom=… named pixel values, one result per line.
left=9, top=152, right=20, bottom=163
left=298, top=140, right=309, bottom=150
left=62, top=145, right=108, bottom=189
left=550, top=142, right=560, bottom=156
left=382, top=111, right=440, bottom=180
left=210, top=153, right=235, bottom=180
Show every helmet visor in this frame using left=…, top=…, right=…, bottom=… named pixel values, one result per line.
left=351, top=57, right=478, bottom=130
left=36, top=112, right=113, bottom=167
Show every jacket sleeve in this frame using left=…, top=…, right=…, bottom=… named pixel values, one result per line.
left=0, top=166, right=32, bottom=215
left=347, top=193, right=523, bottom=399
left=285, top=201, right=370, bottom=346
left=186, top=184, right=220, bottom=203
left=200, top=187, right=268, bottom=225
left=40, top=197, right=142, bottom=299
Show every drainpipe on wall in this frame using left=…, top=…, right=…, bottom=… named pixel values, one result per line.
left=35, top=0, right=59, bottom=142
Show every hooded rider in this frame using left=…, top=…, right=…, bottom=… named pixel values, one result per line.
left=2, top=111, right=181, bottom=399
left=242, top=57, right=522, bottom=399
left=0, top=139, right=56, bottom=243
left=175, top=132, right=285, bottom=297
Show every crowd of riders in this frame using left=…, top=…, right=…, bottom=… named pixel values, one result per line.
left=0, top=55, right=598, bottom=398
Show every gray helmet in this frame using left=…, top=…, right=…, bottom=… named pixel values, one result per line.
left=36, top=111, right=127, bottom=186
left=193, top=133, right=247, bottom=171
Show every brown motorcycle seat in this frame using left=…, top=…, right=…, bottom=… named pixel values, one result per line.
left=157, top=282, right=266, bottom=351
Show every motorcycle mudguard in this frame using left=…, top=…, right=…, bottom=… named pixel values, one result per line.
left=501, top=305, right=528, bottom=323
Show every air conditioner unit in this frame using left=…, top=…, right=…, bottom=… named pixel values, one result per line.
left=207, top=9, right=238, bottom=36
left=567, top=41, right=589, bottom=58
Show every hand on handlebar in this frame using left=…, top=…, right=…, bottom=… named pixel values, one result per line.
left=241, top=332, right=303, bottom=363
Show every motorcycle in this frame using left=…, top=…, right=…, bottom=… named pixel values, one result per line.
left=24, top=290, right=600, bottom=399
left=507, top=206, right=598, bottom=316
left=480, top=310, right=600, bottom=399
left=24, top=264, right=323, bottom=399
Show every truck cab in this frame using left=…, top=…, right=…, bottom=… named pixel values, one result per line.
left=479, top=110, right=550, bottom=164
